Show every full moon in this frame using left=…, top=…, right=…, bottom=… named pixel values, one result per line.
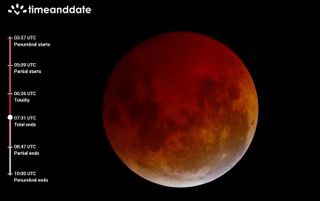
left=103, top=32, right=258, bottom=187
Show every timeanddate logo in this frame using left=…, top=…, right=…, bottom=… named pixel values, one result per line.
left=8, top=3, right=92, bottom=15
left=8, top=4, right=27, bottom=15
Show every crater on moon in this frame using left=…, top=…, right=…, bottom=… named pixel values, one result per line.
left=103, top=32, right=258, bottom=188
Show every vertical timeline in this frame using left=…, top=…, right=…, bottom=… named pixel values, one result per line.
left=6, top=34, right=49, bottom=183
left=8, top=36, right=13, bottom=176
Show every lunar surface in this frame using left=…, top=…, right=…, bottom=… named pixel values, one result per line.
left=103, top=32, right=258, bottom=187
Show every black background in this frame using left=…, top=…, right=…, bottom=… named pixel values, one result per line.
left=0, top=3, right=319, bottom=199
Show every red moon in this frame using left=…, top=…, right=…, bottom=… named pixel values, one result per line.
left=103, top=32, right=258, bottom=187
